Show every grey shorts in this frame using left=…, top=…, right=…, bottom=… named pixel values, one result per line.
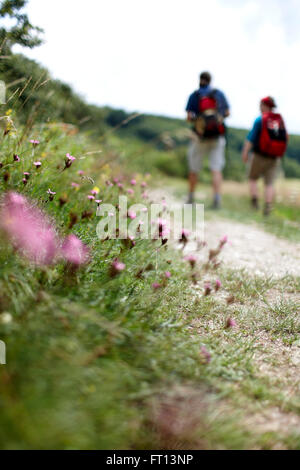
left=187, top=136, right=226, bottom=173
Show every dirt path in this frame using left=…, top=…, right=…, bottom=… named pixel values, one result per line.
left=151, top=186, right=300, bottom=446
left=150, top=187, right=300, bottom=279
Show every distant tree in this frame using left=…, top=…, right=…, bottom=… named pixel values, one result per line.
left=0, top=0, right=43, bottom=53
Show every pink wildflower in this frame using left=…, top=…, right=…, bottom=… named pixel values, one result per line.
left=30, top=140, right=40, bottom=146
left=87, top=195, right=95, bottom=201
left=215, top=279, right=222, bottom=291
left=13, top=154, right=20, bottom=162
left=130, top=179, right=137, bottom=186
left=47, top=189, right=56, bottom=201
left=185, top=254, right=197, bottom=269
left=200, top=346, right=211, bottom=364
left=61, top=234, right=90, bottom=267
left=165, top=271, right=172, bottom=279
left=204, top=282, right=212, bottom=296
left=0, top=192, right=58, bottom=265
left=71, top=182, right=80, bottom=189
left=141, top=182, right=147, bottom=188
left=65, top=153, right=76, bottom=169
left=24, top=172, right=30, bottom=180
left=226, top=318, right=237, bottom=329
left=33, top=161, right=42, bottom=168
left=127, top=189, right=134, bottom=196
left=128, top=210, right=137, bottom=220
left=109, top=259, right=126, bottom=278
left=152, top=282, right=162, bottom=290
left=179, top=229, right=190, bottom=248
left=78, top=170, right=84, bottom=176
left=220, top=235, right=228, bottom=247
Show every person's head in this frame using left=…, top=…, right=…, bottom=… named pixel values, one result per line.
left=200, top=71, right=212, bottom=88
left=260, top=96, right=276, bottom=113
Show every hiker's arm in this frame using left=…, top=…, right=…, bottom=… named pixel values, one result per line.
left=242, top=140, right=252, bottom=163
left=243, top=117, right=261, bottom=162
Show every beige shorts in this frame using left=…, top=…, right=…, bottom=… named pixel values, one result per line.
left=249, top=153, right=280, bottom=185
left=187, top=136, right=226, bottom=173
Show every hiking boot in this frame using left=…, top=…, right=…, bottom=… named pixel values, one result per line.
left=211, top=195, right=221, bottom=210
left=263, top=203, right=272, bottom=217
left=251, top=196, right=259, bottom=210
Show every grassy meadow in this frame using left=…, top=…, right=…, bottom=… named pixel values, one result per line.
left=0, top=35, right=300, bottom=450
left=0, top=104, right=299, bottom=450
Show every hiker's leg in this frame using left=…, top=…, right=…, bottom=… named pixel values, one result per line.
left=263, top=159, right=278, bottom=215
left=265, top=184, right=274, bottom=204
left=249, top=179, right=259, bottom=209
left=263, top=184, right=274, bottom=216
left=210, top=137, right=225, bottom=208
left=249, top=153, right=263, bottom=209
left=187, top=138, right=202, bottom=203
left=189, top=172, right=198, bottom=193
left=249, top=179, right=258, bottom=198
left=212, top=170, right=223, bottom=195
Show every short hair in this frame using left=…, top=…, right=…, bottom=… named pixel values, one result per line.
left=200, top=71, right=212, bottom=84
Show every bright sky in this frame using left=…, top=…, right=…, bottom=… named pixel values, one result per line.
left=14, top=0, right=300, bottom=133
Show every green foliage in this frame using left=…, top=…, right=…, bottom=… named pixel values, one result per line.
left=282, top=156, right=300, bottom=178
left=1, top=45, right=300, bottom=182
left=0, top=0, right=43, bottom=51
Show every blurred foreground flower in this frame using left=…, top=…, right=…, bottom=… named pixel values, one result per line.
left=61, top=234, right=90, bottom=267
left=0, top=192, right=58, bottom=265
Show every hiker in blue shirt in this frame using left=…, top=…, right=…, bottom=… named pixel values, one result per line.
left=186, top=71, right=230, bottom=207
left=242, top=96, right=287, bottom=216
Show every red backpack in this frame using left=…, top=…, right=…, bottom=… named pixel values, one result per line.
left=259, top=112, right=288, bottom=157
left=194, top=91, right=225, bottom=138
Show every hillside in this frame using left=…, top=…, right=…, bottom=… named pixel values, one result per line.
left=1, top=52, right=300, bottom=180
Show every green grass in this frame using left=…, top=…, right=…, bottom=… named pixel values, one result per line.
left=1, top=114, right=300, bottom=450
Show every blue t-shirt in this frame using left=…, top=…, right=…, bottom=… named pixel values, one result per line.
left=247, top=117, right=262, bottom=147
left=186, top=85, right=229, bottom=117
